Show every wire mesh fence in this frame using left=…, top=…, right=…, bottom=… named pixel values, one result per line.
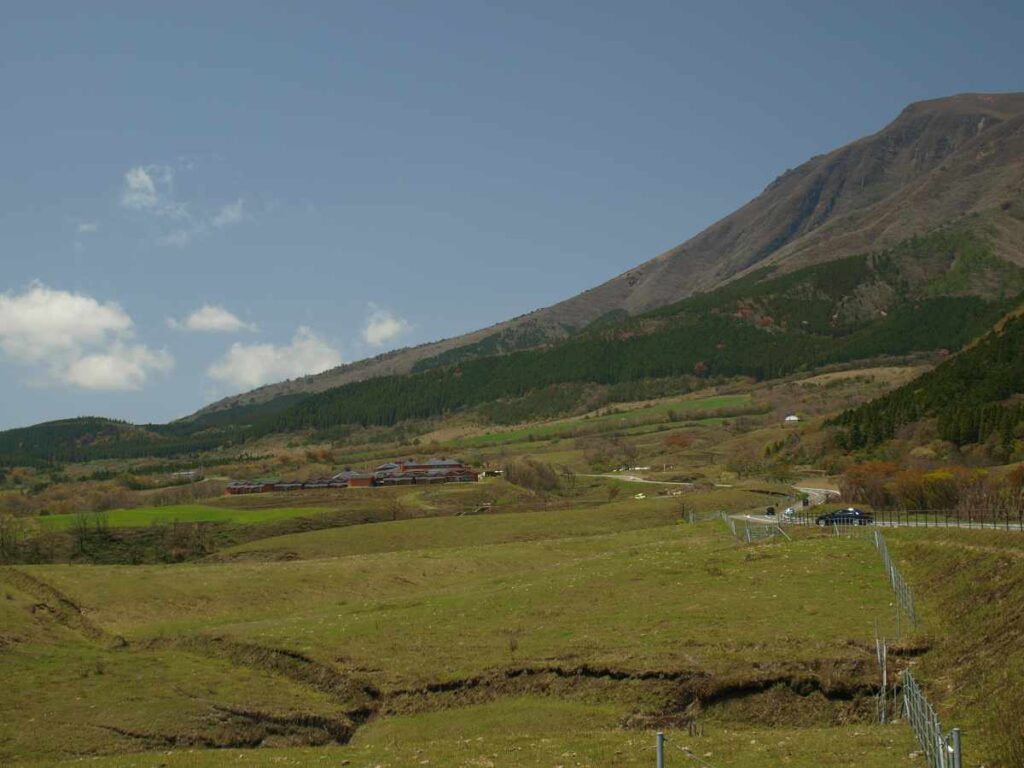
left=871, top=529, right=919, bottom=628
left=743, top=523, right=783, bottom=544
left=716, top=511, right=786, bottom=544
left=903, top=671, right=962, bottom=768
left=686, top=509, right=729, bottom=525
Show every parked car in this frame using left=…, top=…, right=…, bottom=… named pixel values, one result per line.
left=815, top=507, right=873, bottom=526
left=782, top=506, right=797, bottom=519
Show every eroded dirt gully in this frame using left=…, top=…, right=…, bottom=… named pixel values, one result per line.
left=1, top=566, right=902, bottom=754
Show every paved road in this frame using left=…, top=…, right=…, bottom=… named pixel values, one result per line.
left=579, top=473, right=693, bottom=486
left=579, top=473, right=739, bottom=488
left=731, top=485, right=837, bottom=525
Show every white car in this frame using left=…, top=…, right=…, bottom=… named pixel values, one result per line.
left=782, top=506, right=797, bottom=519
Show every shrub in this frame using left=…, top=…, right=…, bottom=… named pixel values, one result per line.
left=502, top=459, right=560, bottom=493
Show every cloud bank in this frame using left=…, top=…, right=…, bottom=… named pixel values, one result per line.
left=207, top=327, right=342, bottom=390
left=64, top=343, right=173, bottom=391
left=0, top=282, right=173, bottom=391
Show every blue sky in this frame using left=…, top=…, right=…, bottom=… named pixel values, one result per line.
left=2, top=1, right=1022, bottom=429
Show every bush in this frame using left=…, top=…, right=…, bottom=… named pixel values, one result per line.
left=502, top=459, right=560, bottom=493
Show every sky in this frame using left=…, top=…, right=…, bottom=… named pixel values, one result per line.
left=2, top=1, right=1023, bottom=430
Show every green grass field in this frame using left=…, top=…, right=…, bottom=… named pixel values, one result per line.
left=32, top=701, right=915, bottom=768
left=34, top=503, right=334, bottom=529
left=451, top=393, right=753, bottom=448
left=0, top=492, right=923, bottom=765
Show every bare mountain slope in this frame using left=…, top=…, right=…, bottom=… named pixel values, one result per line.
left=193, top=92, right=1024, bottom=418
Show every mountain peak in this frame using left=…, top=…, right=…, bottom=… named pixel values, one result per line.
left=898, top=91, right=1024, bottom=119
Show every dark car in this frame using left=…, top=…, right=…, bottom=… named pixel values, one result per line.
left=815, top=507, right=873, bottom=526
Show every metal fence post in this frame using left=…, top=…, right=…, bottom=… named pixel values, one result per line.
left=656, top=731, right=664, bottom=768
left=951, top=727, right=962, bottom=768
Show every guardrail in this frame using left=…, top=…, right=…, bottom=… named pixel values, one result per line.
left=791, top=507, right=1024, bottom=531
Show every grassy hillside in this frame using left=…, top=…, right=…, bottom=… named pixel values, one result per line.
left=887, top=529, right=1024, bottom=766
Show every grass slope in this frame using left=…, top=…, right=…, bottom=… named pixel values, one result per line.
left=888, top=529, right=1024, bottom=766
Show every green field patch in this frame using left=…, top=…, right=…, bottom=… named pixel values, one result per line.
left=453, top=393, right=753, bottom=448
left=220, top=499, right=683, bottom=560
left=35, top=503, right=332, bottom=529
left=34, top=522, right=895, bottom=687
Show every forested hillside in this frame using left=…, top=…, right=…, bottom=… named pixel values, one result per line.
left=260, top=223, right=1020, bottom=432
left=835, top=313, right=1024, bottom=456
left=0, top=417, right=240, bottom=466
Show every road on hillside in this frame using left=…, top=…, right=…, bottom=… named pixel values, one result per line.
left=579, top=473, right=741, bottom=489
left=731, top=485, right=837, bottom=525
left=578, top=473, right=693, bottom=486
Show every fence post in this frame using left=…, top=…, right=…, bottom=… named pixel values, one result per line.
left=880, top=638, right=887, bottom=724
left=951, top=727, right=962, bottom=768
left=656, top=731, right=664, bottom=768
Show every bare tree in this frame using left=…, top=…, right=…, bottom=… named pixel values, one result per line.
left=387, top=495, right=406, bottom=522
left=71, top=511, right=91, bottom=554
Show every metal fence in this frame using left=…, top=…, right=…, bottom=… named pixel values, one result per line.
left=716, top=511, right=787, bottom=544
left=870, top=529, right=919, bottom=629
left=903, top=671, right=962, bottom=768
left=743, top=523, right=785, bottom=544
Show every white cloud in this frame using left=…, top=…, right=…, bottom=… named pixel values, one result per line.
left=208, top=327, right=342, bottom=390
left=77, top=221, right=99, bottom=234
left=212, top=199, right=244, bottom=228
left=63, top=343, right=174, bottom=391
left=0, top=282, right=172, bottom=391
left=121, top=166, right=160, bottom=210
left=0, top=282, right=132, bottom=363
left=168, top=305, right=256, bottom=333
left=120, top=164, right=188, bottom=220
left=362, top=307, right=411, bottom=347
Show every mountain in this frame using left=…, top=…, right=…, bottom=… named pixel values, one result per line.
left=193, top=92, right=1024, bottom=419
